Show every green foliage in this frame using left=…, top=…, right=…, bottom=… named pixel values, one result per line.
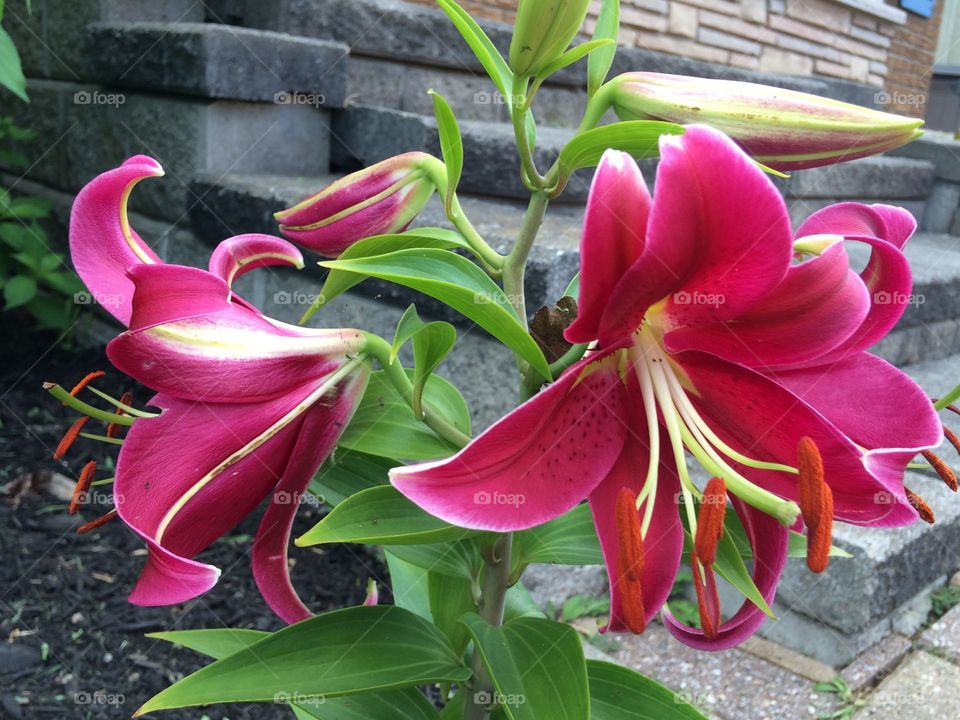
left=930, top=584, right=960, bottom=620
left=0, top=119, right=83, bottom=332
left=814, top=677, right=864, bottom=720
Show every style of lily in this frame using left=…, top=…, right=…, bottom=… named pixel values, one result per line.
left=66, top=156, right=371, bottom=622
left=392, top=125, right=945, bottom=649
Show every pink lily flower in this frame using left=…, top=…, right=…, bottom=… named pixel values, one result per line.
left=392, top=126, right=943, bottom=649
left=106, top=263, right=369, bottom=623
left=70, top=155, right=305, bottom=325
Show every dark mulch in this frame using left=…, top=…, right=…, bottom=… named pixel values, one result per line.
left=0, top=313, right=391, bottom=719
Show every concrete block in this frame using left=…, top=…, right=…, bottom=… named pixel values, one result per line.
left=782, top=156, right=935, bottom=200
left=918, top=604, right=960, bottom=663
left=856, top=652, right=960, bottom=718
left=841, top=634, right=912, bottom=692
left=88, top=22, right=348, bottom=105
left=922, top=183, right=960, bottom=234
left=890, top=135, right=960, bottom=184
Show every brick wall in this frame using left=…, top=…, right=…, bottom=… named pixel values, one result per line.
left=405, top=0, right=943, bottom=114
left=883, top=0, right=944, bottom=117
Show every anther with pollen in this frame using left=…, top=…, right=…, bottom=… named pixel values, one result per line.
left=69, top=460, right=97, bottom=515
left=77, top=509, right=118, bottom=535
left=921, top=449, right=958, bottom=492
left=53, top=416, right=90, bottom=460
left=615, top=487, right=646, bottom=634
left=68, top=370, right=105, bottom=399
left=906, top=487, right=935, bottom=524
left=797, top=436, right=834, bottom=573
left=694, top=477, right=727, bottom=566
left=691, top=554, right=720, bottom=640
left=106, top=390, right=133, bottom=439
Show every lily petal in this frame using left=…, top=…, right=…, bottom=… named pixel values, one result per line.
left=565, top=151, right=650, bottom=344
left=208, top=234, right=304, bottom=288
left=69, top=155, right=164, bottom=324
left=664, top=239, right=870, bottom=368
left=391, top=353, right=630, bottom=531
left=252, top=368, right=369, bottom=622
left=663, top=497, right=788, bottom=650
left=599, top=125, right=792, bottom=344
left=796, top=202, right=916, bottom=251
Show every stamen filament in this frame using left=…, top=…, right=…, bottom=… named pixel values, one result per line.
left=633, top=354, right=661, bottom=536
left=78, top=432, right=124, bottom=446
left=86, top=386, right=156, bottom=418
left=43, top=384, right=138, bottom=426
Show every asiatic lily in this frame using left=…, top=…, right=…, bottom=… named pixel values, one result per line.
left=105, top=262, right=369, bottom=623
left=70, top=154, right=304, bottom=325
left=392, top=125, right=943, bottom=649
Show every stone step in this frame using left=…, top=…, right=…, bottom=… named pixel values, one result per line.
left=86, top=21, right=348, bottom=106
left=1, top=79, right=332, bottom=221
left=330, top=104, right=594, bottom=203
left=890, top=135, right=960, bottom=235
left=746, top=353, right=960, bottom=666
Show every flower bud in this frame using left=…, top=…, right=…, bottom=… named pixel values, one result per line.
left=509, top=0, right=591, bottom=77
left=274, top=152, right=441, bottom=257
left=607, top=72, right=923, bottom=170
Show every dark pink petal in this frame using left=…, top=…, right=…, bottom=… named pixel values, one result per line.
left=793, top=203, right=916, bottom=363
left=664, top=240, right=869, bottom=368
left=208, top=234, right=304, bottom=287
left=598, top=125, right=792, bottom=344
left=565, top=151, right=650, bottom=344
left=589, top=432, right=683, bottom=633
left=677, top=351, right=915, bottom=526
left=69, top=155, right=164, bottom=325
left=118, top=386, right=317, bottom=608
left=391, top=353, right=630, bottom=531
left=252, top=369, right=368, bottom=623
left=107, top=265, right=363, bottom=403
left=663, top=497, right=788, bottom=650
left=770, top=352, right=941, bottom=522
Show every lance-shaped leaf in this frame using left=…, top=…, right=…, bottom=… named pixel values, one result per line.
left=460, top=614, right=589, bottom=720
left=536, top=39, right=615, bottom=81
left=385, top=550, right=432, bottom=619
left=321, top=249, right=551, bottom=379
left=338, top=369, right=470, bottom=460
left=587, top=0, right=620, bottom=98
left=386, top=538, right=483, bottom=580
left=556, top=120, right=683, bottom=176
left=148, top=627, right=440, bottom=720
left=429, top=89, right=463, bottom=216
left=297, top=485, right=480, bottom=547
left=0, top=27, right=28, bottom=102
left=392, top=304, right=457, bottom=417
left=436, top=0, right=513, bottom=105
left=513, top=503, right=603, bottom=573
left=587, top=660, right=708, bottom=719
left=311, top=449, right=395, bottom=507
left=136, top=606, right=470, bottom=715
left=304, top=228, right=469, bottom=322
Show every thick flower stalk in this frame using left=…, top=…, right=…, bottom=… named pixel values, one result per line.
left=65, top=156, right=371, bottom=622
left=275, top=151, right=442, bottom=256
left=392, top=125, right=943, bottom=649
left=605, top=72, right=923, bottom=170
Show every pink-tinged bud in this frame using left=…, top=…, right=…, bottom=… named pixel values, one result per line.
left=274, top=152, right=441, bottom=257
left=607, top=72, right=923, bottom=171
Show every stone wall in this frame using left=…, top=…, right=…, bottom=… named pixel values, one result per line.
left=405, top=0, right=943, bottom=115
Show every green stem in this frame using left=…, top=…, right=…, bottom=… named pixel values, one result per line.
left=463, top=533, right=513, bottom=720
left=449, top=194, right=505, bottom=275
left=360, top=335, right=471, bottom=449
left=503, top=191, right=549, bottom=330
left=511, top=75, right=546, bottom=190
left=548, top=342, right=589, bottom=377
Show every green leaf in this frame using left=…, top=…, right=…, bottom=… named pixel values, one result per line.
left=322, top=249, right=550, bottom=379
left=4, top=275, right=36, bottom=309
left=338, top=369, right=470, bottom=460
left=710, top=522, right=775, bottom=619
left=391, top=304, right=457, bottom=417
left=587, top=0, right=620, bottom=98
left=0, top=27, right=28, bottom=102
left=560, top=595, right=610, bottom=623
left=304, top=228, right=470, bottom=322
left=504, top=582, right=547, bottom=622
left=40, top=270, right=84, bottom=297
left=556, top=120, right=684, bottom=175
left=586, top=660, right=708, bottom=719
left=428, top=572, right=476, bottom=655
left=537, top=39, right=615, bottom=80
left=385, top=550, right=432, bottom=620
left=386, top=539, right=483, bottom=580
left=137, top=606, right=470, bottom=714
left=513, top=504, right=603, bottom=572
left=460, top=614, right=589, bottom=720
left=312, top=449, right=395, bottom=507
left=435, top=0, right=513, bottom=106
left=150, top=628, right=440, bottom=720
left=429, top=90, right=463, bottom=216
left=297, top=484, right=479, bottom=547
left=6, top=196, right=51, bottom=219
